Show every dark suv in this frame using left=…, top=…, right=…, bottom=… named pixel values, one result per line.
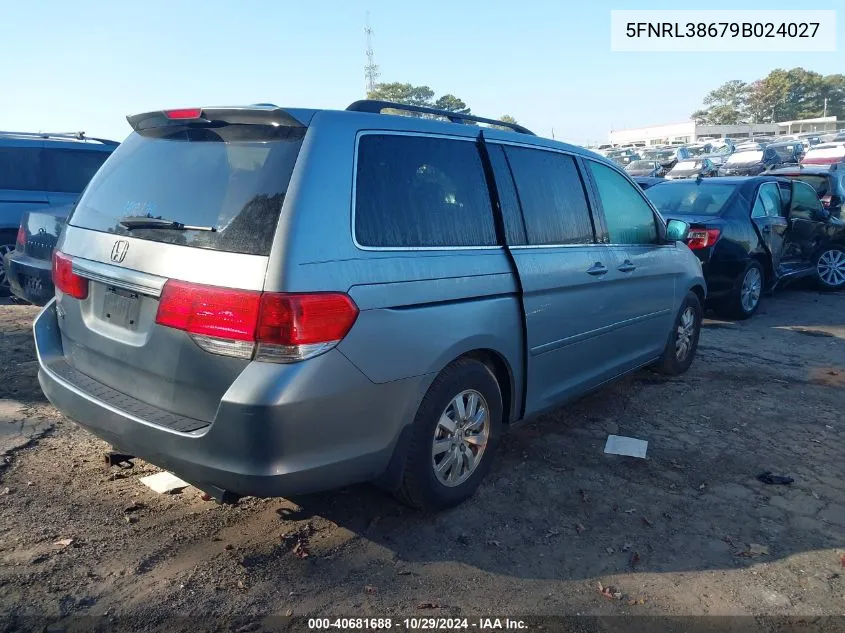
left=768, top=164, right=845, bottom=218
left=0, top=132, right=117, bottom=299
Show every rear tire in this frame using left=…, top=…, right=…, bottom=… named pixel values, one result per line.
left=814, top=246, right=845, bottom=291
left=0, top=230, right=16, bottom=297
left=394, top=358, right=503, bottom=512
left=714, top=259, right=764, bottom=320
left=654, top=291, right=702, bottom=376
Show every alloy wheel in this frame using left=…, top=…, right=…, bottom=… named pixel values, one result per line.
left=740, top=267, right=762, bottom=313
left=431, top=389, right=490, bottom=487
left=817, top=249, right=845, bottom=288
left=675, top=306, right=697, bottom=361
left=0, top=243, right=14, bottom=291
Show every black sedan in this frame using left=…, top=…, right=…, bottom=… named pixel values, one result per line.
left=718, top=146, right=783, bottom=176
left=645, top=177, right=845, bottom=319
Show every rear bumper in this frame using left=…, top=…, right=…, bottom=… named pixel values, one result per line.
left=6, top=251, right=54, bottom=305
left=34, top=301, right=430, bottom=498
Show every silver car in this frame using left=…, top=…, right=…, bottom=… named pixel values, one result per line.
left=33, top=101, right=706, bottom=511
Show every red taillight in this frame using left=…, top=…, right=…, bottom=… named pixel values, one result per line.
left=257, top=293, right=360, bottom=346
left=686, top=228, right=721, bottom=250
left=15, top=225, right=25, bottom=248
left=163, top=108, right=203, bottom=120
left=155, top=280, right=359, bottom=362
left=51, top=251, right=88, bottom=299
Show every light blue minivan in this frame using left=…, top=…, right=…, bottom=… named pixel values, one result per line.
left=33, top=101, right=706, bottom=510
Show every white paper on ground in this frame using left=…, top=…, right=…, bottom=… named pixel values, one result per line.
left=604, top=435, right=648, bottom=459
left=139, top=471, right=189, bottom=494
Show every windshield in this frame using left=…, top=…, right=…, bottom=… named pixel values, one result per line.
left=626, top=160, right=658, bottom=171
left=642, top=149, right=675, bottom=161
left=69, top=126, right=305, bottom=256
left=726, top=150, right=763, bottom=165
left=646, top=182, right=738, bottom=216
left=771, top=145, right=799, bottom=159
left=686, top=146, right=710, bottom=157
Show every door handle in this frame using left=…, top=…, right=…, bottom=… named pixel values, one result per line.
left=586, top=262, right=608, bottom=276
left=617, top=260, right=637, bottom=273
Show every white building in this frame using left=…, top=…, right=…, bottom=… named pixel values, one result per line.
left=609, top=116, right=839, bottom=146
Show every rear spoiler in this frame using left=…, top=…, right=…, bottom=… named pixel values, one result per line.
left=126, top=107, right=307, bottom=132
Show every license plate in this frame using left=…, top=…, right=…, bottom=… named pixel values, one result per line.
left=23, top=275, right=44, bottom=294
left=103, top=287, right=141, bottom=329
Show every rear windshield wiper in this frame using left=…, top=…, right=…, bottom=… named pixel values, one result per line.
left=118, top=216, right=217, bottom=232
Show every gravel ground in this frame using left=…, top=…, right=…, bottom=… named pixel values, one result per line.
left=0, top=287, right=844, bottom=631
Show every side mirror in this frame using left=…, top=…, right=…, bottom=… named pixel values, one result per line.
left=666, top=219, right=690, bottom=242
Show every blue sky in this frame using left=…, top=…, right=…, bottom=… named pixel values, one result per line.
left=2, top=0, right=841, bottom=145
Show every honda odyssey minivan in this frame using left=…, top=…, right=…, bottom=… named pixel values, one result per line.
left=34, top=101, right=706, bottom=511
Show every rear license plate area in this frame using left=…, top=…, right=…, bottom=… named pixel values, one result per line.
left=103, top=287, right=141, bottom=329
left=22, top=275, right=44, bottom=294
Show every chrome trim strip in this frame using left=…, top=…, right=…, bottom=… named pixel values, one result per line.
left=351, top=130, right=502, bottom=252
left=71, top=257, right=166, bottom=297
left=32, top=301, right=205, bottom=439
left=531, top=308, right=672, bottom=356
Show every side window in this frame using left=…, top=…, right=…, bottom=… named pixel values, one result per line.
left=486, top=144, right=526, bottom=245
left=751, top=196, right=766, bottom=219
left=503, top=146, right=594, bottom=245
left=0, top=147, right=43, bottom=191
left=586, top=161, right=658, bottom=245
left=43, top=149, right=111, bottom=194
left=355, top=135, right=497, bottom=248
left=790, top=181, right=823, bottom=220
left=757, top=183, right=783, bottom=218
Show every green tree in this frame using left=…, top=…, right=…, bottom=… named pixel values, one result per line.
left=434, top=94, right=470, bottom=114
left=692, top=80, right=750, bottom=124
left=367, top=82, right=435, bottom=106
left=499, top=114, right=518, bottom=124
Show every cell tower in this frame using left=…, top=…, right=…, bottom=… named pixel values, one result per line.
left=364, top=12, right=380, bottom=96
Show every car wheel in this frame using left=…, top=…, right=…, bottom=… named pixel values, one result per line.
left=0, top=231, right=16, bottom=297
left=394, top=358, right=503, bottom=512
left=814, top=246, right=845, bottom=291
left=715, top=260, right=764, bottom=320
left=654, top=291, right=702, bottom=376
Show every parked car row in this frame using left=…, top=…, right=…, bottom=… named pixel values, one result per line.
left=0, top=131, right=117, bottom=301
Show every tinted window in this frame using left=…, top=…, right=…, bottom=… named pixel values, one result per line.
left=355, top=135, right=496, bottom=248
left=487, top=144, right=526, bottom=245
left=44, top=149, right=111, bottom=193
left=646, top=182, right=738, bottom=216
left=504, top=146, right=594, bottom=245
left=0, top=147, right=42, bottom=191
left=790, top=181, right=824, bottom=220
left=758, top=183, right=783, bottom=217
left=70, top=127, right=304, bottom=256
left=588, top=161, right=658, bottom=244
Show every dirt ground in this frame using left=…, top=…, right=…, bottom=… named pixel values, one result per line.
left=1, top=287, right=844, bottom=630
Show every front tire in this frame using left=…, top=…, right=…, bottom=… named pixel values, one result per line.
left=814, top=246, right=845, bottom=291
left=654, top=291, right=702, bottom=376
left=715, top=260, right=764, bottom=320
left=394, top=358, right=503, bottom=512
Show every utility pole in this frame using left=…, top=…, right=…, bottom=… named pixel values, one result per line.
left=824, top=97, right=828, bottom=118
left=364, top=12, right=380, bottom=97
left=551, top=127, right=555, bottom=140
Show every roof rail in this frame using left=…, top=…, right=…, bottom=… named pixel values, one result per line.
left=346, top=100, right=535, bottom=135
left=0, top=130, right=119, bottom=145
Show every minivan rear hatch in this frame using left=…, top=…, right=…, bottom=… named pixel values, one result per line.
left=53, top=107, right=307, bottom=425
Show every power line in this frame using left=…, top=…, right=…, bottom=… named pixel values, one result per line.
left=364, top=11, right=380, bottom=96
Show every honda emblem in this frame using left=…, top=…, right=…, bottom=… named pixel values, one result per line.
left=110, top=240, right=129, bottom=263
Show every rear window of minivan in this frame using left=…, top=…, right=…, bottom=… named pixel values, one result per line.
left=69, top=126, right=305, bottom=256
